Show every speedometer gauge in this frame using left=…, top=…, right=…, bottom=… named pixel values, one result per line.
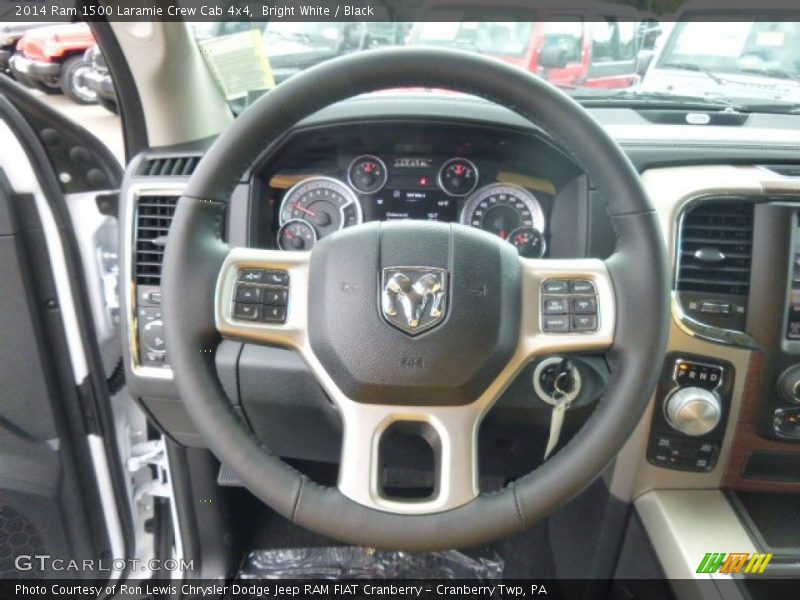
left=460, top=183, right=545, bottom=240
left=279, top=176, right=362, bottom=240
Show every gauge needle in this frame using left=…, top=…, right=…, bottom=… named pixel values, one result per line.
left=291, top=203, right=317, bottom=217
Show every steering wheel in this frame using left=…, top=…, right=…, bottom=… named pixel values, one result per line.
left=162, top=48, right=669, bottom=550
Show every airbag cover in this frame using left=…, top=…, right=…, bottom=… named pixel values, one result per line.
left=307, top=221, right=520, bottom=405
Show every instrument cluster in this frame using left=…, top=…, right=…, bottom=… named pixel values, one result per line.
left=276, top=154, right=548, bottom=257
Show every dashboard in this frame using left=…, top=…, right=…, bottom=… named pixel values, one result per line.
left=250, top=121, right=583, bottom=257
left=116, top=95, right=800, bottom=582
left=122, top=97, right=800, bottom=524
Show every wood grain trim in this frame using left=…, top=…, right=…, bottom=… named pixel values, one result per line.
left=723, top=350, right=800, bottom=492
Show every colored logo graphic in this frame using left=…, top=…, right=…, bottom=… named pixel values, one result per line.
left=696, top=552, right=773, bottom=574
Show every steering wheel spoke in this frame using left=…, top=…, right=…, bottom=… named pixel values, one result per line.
left=215, top=247, right=310, bottom=348
left=519, top=258, right=616, bottom=358
left=337, top=401, right=481, bottom=514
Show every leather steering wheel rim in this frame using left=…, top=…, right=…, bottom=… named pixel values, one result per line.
left=162, top=47, right=670, bottom=551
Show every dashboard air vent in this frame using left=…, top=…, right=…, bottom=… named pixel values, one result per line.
left=140, top=155, right=200, bottom=177
left=675, top=198, right=754, bottom=334
left=134, top=195, right=179, bottom=285
left=678, top=199, right=754, bottom=296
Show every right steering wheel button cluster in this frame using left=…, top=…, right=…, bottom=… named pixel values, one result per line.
left=541, top=279, right=598, bottom=333
left=232, top=269, right=290, bottom=324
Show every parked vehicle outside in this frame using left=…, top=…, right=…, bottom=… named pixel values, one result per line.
left=9, top=22, right=97, bottom=104
left=0, top=21, right=57, bottom=80
left=408, top=1, right=660, bottom=89
left=83, top=43, right=117, bottom=113
left=640, top=18, right=800, bottom=104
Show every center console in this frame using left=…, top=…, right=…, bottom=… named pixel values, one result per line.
left=647, top=354, right=734, bottom=472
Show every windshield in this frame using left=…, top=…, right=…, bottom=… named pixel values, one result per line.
left=191, top=15, right=800, bottom=115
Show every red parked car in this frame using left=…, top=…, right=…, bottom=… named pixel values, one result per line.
left=9, top=22, right=97, bottom=104
left=409, top=1, right=660, bottom=89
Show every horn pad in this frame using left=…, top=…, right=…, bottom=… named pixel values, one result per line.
left=307, top=221, right=521, bottom=406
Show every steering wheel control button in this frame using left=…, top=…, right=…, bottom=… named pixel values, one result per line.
left=540, top=279, right=600, bottom=333
left=261, top=305, right=287, bottom=323
left=571, top=314, right=597, bottom=331
left=238, top=269, right=265, bottom=283
left=264, top=270, right=290, bottom=286
left=543, top=297, right=569, bottom=314
left=542, top=280, right=569, bottom=294
left=235, top=284, right=262, bottom=303
left=233, top=303, right=260, bottom=321
left=543, top=315, right=569, bottom=332
left=571, top=297, right=597, bottom=314
left=263, top=288, right=289, bottom=306
left=570, top=280, right=595, bottom=294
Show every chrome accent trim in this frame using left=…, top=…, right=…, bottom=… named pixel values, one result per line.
left=215, top=249, right=615, bottom=514
left=124, top=182, right=188, bottom=380
left=380, top=266, right=448, bottom=335
left=671, top=192, right=758, bottom=349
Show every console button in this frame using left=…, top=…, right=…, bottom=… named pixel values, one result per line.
left=238, top=269, right=265, bottom=283
left=571, top=314, right=597, bottom=331
left=700, top=301, right=731, bottom=314
left=264, top=270, right=289, bottom=286
left=543, top=280, right=569, bottom=294
left=235, top=284, right=262, bottom=303
left=571, top=297, right=597, bottom=315
left=570, top=280, right=595, bottom=294
left=263, top=288, right=289, bottom=306
left=542, top=315, right=569, bottom=332
left=543, top=297, right=569, bottom=315
left=233, top=303, right=260, bottom=321
left=261, top=305, right=287, bottom=323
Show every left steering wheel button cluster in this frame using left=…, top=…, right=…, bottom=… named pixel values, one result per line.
left=233, top=269, right=290, bottom=324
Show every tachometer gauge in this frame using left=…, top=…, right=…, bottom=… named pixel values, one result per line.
left=507, top=226, right=546, bottom=258
left=460, top=183, right=545, bottom=240
left=278, top=219, right=317, bottom=251
left=348, top=155, right=388, bottom=194
left=279, top=176, right=362, bottom=239
left=438, top=158, right=479, bottom=197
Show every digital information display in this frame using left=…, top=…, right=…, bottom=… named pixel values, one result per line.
left=360, top=157, right=460, bottom=223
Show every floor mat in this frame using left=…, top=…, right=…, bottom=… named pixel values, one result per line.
left=238, top=546, right=504, bottom=579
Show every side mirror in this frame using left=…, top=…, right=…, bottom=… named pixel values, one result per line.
left=636, top=50, right=655, bottom=78
left=539, top=45, right=569, bottom=70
